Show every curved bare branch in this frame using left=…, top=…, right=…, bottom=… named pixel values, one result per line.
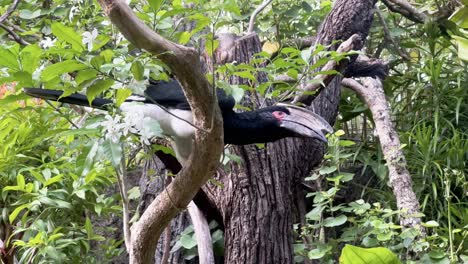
left=342, top=77, right=423, bottom=229
left=248, top=0, right=273, bottom=33
left=96, top=0, right=224, bottom=263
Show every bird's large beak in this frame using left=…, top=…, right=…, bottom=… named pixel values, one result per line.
left=277, top=103, right=333, bottom=143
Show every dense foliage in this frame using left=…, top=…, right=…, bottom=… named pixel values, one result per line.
left=0, top=0, right=466, bottom=263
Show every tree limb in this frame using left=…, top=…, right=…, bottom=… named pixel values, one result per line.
left=380, top=0, right=428, bottom=23
left=96, top=0, right=224, bottom=263
left=275, top=55, right=388, bottom=83
left=0, top=0, right=20, bottom=24
left=342, top=77, right=423, bottom=229
left=248, top=0, right=273, bottom=33
left=292, top=34, right=362, bottom=106
left=0, top=23, right=29, bottom=45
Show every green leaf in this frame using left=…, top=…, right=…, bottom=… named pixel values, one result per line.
left=76, top=69, right=98, bottom=85
left=92, top=35, right=110, bottom=51
left=81, top=141, right=99, bottom=177
left=116, top=88, right=132, bottom=107
left=422, top=220, right=439, bottom=227
left=323, top=215, right=347, bottom=227
left=149, top=0, right=164, bottom=10
left=428, top=250, right=446, bottom=259
left=0, top=94, right=30, bottom=106
left=90, top=55, right=105, bottom=69
left=449, top=7, right=468, bottom=28
left=13, top=71, right=33, bottom=87
left=17, top=174, right=25, bottom=190
left=74, top=189, right=86, bottom=199
left=179, top=31, right=192, bottom=44
left=41, top=61, right=88, bottom=82
left=127, top=187, right=141, bottom=200
left=306, top=205, right=324, bottom=220
left=100, top=49, right=114, bottom=63
left=85, top=217, right=93, bottom=237
left=335, top=130, right=345, bottom=137
left=45, top=175, right=63, bottom=186
left=9, top=204, right=29, bottom=223
left=339, top=245, right=401, bottom=264
left=86, top=79, right=114, bottom=104
left=451, top=36, right=468, bottom=61
left=308, top=244, right=332, bottom=260
left=103, top=140, right=122, bottom=168
left=51, top=23, right=84, bottom=52
left=20, top=44, right=42, bottom=74
left=339, top=140, right=355, bottom=147
left=301, top=48, right=312, bottom=63
left=319, top=166, right=337, bottom=175
left=19, top=9, right=42, bottom=19
left=131, top=61, right=145, bottom=81
left=233, top=71, right=256, bottom=81
left=205, top=39, right=219, bottom=57
left=0, top=46, right=20, bottom=70
left=180, top=233, right=197, bottom=249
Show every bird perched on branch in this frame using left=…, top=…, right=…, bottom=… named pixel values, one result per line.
left=24, top=79, right=332, bottom=161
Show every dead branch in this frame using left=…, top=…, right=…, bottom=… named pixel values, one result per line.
left=342, top=77, right=423, bottom=229
left=292, top=34, right=362, bottom=106
left=96, top=0, right=224, bottom=263
left=248, top=0, right=273, bottom=33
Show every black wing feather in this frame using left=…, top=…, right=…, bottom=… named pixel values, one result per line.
left=143, top=79, right=235, bottom=111
left=23, top=88, right=111, bottom=109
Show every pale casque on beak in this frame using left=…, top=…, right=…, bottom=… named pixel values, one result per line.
left=277, top=103, right=333, bottom=143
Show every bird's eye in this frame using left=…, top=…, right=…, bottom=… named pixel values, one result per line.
left=272, top=111, right=286, bottom=120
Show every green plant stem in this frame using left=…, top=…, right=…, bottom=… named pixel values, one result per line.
left=445, top=178, right=454, bottom=263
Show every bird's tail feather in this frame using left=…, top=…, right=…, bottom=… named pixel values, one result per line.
left=23, top=88, right=112, bottom=109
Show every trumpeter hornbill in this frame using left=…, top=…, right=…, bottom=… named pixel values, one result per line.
left=24, top=79, right=332, bottom=161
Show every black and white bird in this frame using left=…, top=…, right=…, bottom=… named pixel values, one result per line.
left=24, top=79, right=332, bottom=161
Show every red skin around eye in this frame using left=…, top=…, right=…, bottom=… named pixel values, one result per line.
left=272, top=111, right=286, bottom=121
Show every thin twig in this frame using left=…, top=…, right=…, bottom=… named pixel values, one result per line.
left=116, top=150, right=132, bottom=252
left=292, top=34, right=362, bottom=106
left=0, top=23, right=30, bottom=45
left=44, top=100, right=82, bottom=130
left=248, top=0, right=273, bottom=33
left=0, top=0, right=21, bottom=24
left=375, top=9, right=410, bottom=61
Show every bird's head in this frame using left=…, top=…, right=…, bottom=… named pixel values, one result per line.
left=263, top=103, right=333, bottom=143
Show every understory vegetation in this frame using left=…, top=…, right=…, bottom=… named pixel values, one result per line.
left=0, top=0, right=466, bottom=263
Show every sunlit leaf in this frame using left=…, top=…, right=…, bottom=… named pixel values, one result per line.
left=339, top=245, right=400, bottom=264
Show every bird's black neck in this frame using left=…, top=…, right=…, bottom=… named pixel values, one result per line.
left=222, top=108, right=290, bottom=145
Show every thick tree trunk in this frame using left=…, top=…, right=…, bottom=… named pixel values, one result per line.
left=202, top=1, right=377, bottom=263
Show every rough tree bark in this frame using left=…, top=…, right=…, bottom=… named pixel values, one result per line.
left=199, top=1, right=378, bottom=263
